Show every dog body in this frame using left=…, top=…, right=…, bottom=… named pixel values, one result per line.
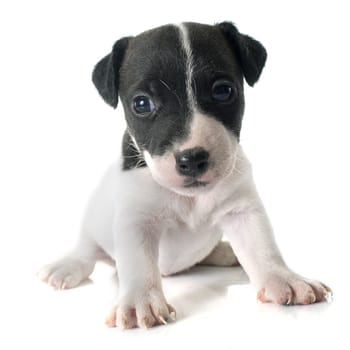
left=83, top=146, right=250, bottom=277
left=39, top=22, right=331, bottom=329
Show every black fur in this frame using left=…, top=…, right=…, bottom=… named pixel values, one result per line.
left=92, top=37, right=130, bottom=108
left=186, top=22, right=246, bottom=138
left=218, top=22, right=267, bottom=86
left=118, top=25, right=191, bottom=157
left=92, top=22, right=267, bottom=170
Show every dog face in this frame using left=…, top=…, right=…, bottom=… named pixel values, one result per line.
left=92, top=22, right=266, bottom=196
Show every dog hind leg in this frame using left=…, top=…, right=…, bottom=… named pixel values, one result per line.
left=37, top=235, right=100, bottom=289
left=198, top=240, right=239, bottom=267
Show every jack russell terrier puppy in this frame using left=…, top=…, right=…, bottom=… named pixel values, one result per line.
left=38, top=21, right=332, bottom=329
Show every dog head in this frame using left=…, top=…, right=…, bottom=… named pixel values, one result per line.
left=92, top=22, right=266, bottom=196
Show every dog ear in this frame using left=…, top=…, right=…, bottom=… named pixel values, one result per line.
left=218, top=22, right=267, bottom=87
left=92, top=37, right=130, bottom=108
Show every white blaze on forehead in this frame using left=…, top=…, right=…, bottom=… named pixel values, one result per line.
left=177, top=23, right=196, bottom=113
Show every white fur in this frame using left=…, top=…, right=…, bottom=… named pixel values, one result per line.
left=177, top=23, right=196, bottom=112
left=144, top=112, right=238, bottom=196
left=81, top=146, right=251, bottom=276
left=38, top=135, right=330, bottom=328
left=39, top=23, right=331, bottom=329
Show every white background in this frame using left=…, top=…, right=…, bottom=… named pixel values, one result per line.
left=0, top=0, right=349, bottom=349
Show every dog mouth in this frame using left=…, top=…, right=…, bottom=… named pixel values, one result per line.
left=183, top=179, right=209, bottom=188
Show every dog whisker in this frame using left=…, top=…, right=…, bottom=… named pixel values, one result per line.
left=159, top=79, right=183, bottom=108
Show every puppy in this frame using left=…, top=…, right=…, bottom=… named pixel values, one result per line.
left=38, top=22, right=332, bottom=329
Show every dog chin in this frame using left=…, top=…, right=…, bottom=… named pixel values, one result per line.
left=154, top=175, right=217, bottom=196
left=173, top=182, right=216, bottom=196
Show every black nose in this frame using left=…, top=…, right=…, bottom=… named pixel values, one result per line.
left=175, top=147, right=209, bottom=177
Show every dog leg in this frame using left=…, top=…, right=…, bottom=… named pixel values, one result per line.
left=106, top=218, right=175, bottom=329
left=221, top=192, right=332, bottom=305
left=37, top=235, right=99, bottom=289
left=199, top=240, right=239, bottom=266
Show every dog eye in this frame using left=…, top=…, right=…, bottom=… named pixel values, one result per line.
left=212, top=81, right=235, bottom=102
left=133, top=96, right=155, bottom=116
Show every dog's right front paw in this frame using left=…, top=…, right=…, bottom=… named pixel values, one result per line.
left=105, top=289, right=176, bottom=329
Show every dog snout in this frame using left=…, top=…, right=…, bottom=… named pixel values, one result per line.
left=175, top=147, right=209, bottom=177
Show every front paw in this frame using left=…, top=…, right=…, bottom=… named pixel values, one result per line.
left=105, top=289, right=176, bottom=329
left=257, top=270, right=332, bottom=305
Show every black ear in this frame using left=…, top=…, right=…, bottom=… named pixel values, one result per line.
left=92, top=37, right=130, bottom=108
left=218, top=22, right=267, bottom=86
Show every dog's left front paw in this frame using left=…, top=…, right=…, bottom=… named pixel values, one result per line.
left=257, top=270, right=332, bottom=305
